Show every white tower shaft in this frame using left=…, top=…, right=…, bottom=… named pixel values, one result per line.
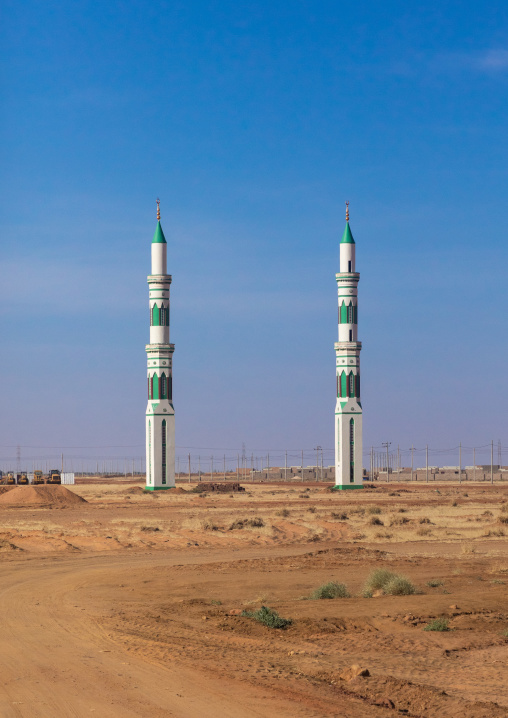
left=145, top=204, right=175, bottom=490
left=334, top=204, right=363, bottom=490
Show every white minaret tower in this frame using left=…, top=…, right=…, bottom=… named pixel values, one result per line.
left=334, top=202, right=363, bottom=490
left=145, top=200, right=175, bottom=490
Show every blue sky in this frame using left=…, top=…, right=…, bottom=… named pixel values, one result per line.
left=1, top=1, right=508, bottom=470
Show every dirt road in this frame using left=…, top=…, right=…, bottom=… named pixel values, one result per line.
left=0, top=550, right=316, bottom=718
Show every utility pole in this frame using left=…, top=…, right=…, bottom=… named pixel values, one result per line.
left=491, top=439, right=494, bottom=484
left=284, top=450, right=287, bottom=481
left=223, top=454, right=226, bottom=481
left=411, top=444, right=414, bottom=482
left=315, top=446, right=321, bottom=481
left=381, top=442, right=391, bottom=482
left=211, top=455, right=214, bottom=481
left=473, top=447, right=476, bottom=482
left=459, top=442, right=462, bottom=484
left=397, top=445, right=400, bottom=476
left=370, top=447, right=373, bottom=481
left=188, top=453, right=191, bottom=483
left=426, top=445, right=429, bottom=483
left=61, top=452, right=64, bottom=473
left=237, top=453, right=239, bottom=481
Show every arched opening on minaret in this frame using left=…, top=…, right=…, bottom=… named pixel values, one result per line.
left=161, top=420, right=167, bottom=485
left=339, top=371, right=347, bottom=398
left=349, top=419, right=355, bottom=483
left=152, top=373, right=159, bottom=400
left=161, top=372, right=167, bottom=399
left=148, top=421, right=152, bottom=484
left=348, top=371, right=355, bottom=397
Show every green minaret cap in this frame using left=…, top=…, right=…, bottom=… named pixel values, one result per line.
left=152, top=199, right=167, bottom=243
left=340, top=222, right=355, bottom=244
left=340, top=201, right=355, bottom=244
left=152, top=220, right=167, bottom=244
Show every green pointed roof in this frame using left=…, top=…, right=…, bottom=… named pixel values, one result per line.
left=340, top=221, right=355, bottom=244
left=152, top=220, right=167, bottom=244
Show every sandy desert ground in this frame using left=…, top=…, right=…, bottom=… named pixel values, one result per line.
left=0, top=479, right=507, bottom=717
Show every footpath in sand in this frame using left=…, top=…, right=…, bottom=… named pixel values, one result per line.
left=0, top=481, right=507, bottom=717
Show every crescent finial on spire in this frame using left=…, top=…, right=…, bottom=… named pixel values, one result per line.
left=345, top=201, right=349, bottom=222
left=156, top=198, right=160, bottom=221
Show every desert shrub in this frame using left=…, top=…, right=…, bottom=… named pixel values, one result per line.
left=451, top=501, right=458, bottom=507
left=276, top=508, right=290, bottom=518
left=202, top=521, right=220, bottom=531
left=397, top=508, right=407, bottom=513
left=249, top=517, right=264, bottom=528
left=498, top=516, right=508, bottom=525
left=375, top=531, right=393, bottom=539
left=367, top=506, right=381, bottom=515
left=307, top=506, right=317, bottom=513
left=331, top=511, right=348, bottom=520
left=350, top=507, right=365, bottom=516
left=426, top=579, right=443, bottom=587
left=383, top=576, right=416, bottom=596
left=229, top=517, right=265, bottom=530
left=241, top=606, right=292, bottom=629
left=210, top=599, right=222, bottom=605
left=423, top=618, right=449, bottom=632
left=484, top=528, right=505, bottom=537
left=491, top=579, right=506, bottom=585
left=501, top=628, right=508, bottom=637
left=369, top=516, right=384, bottom=526
left=363, top=569, right=415, bottom=596
left=363, top=569, right=396, bottom=593
left=140, top=526, right=160, bottom=532
left=310, top=582, right=350, bottom=599
left=419, top=517, right=433, bottom=524
left=390, top=516, right=410, bottom=526
left=482, top=510, right=494, bottom=517
left=299, top=493, right=310, bottom=499
left=417, top=527, right=432, bottom=536
left=500, top=503, right=508, bottom=513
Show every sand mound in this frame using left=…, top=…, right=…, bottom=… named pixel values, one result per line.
left=171, top=487, right=188, bottom=494
left=0, top=485, right=87, bottom=507
left=0, top=486, right=14, bottom=495
left=122, top=486, right=145, bottom=494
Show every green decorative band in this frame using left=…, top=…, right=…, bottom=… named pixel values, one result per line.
left=331, top=484, right=364, bottom=491
left=144, top=486, right=175, bottom=491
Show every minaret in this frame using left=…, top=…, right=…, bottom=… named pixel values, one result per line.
left=145, top=200, right=175, bottom=490
left=334, top=202, right=363, bottom=490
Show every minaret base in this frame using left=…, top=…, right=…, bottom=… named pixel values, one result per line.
left=144, top=486, right=175, bottom=491
left=331, top=484, right=364, bottom=491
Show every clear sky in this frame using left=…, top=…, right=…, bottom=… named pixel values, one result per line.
left=1, top=1, right=508, bottom=470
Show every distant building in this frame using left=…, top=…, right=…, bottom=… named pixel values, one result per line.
left=334, top=204, right=363, bottom=490
left=145, top=201, right=175, bottom=490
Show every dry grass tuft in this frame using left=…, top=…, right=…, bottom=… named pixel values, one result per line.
left=417, top=526, right=432, bottom=537
left=367, top=506, right=381, bottom=515
left=369, top=516, right=384, bottom=526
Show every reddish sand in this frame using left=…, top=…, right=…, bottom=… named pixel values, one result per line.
left=0, top=484, right=87, bottom=507
left=0, top=481, right=506, bottom=716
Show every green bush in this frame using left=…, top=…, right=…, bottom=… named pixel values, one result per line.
left=423, top=618, right=449, bottom=632
left=363, top=569, right=415, bottom=596
left=426, top=579, right=443, bottom=587
left=384, top=576, right=416, bottom=595
left=241, top=605, right=292, bottom=629
left=363, top=569, right=395, bottom=593
left=310, top=582, right=350, bottom=599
